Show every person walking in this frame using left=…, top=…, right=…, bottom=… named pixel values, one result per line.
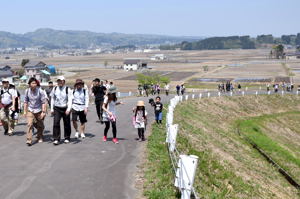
left=180, top=84, right=185, bottom=95
left=45, top=81, right=54, bottom=107
left=50, top=76, right=72, bottom=145
left=132, top=101, right=147, bottom=141
left=102, top=86, right=124, bottom=144
left=23, top=77, right=47, bottom=146
left=92, top=78, right=106, bottom=123
left=165, top=84, right=170, bottom=96
left=176, top=85, right=180, bottom=96
left=71, top=79, right=89, bottom=139
left=152, top=96, right=163, bottom=124
left=0, top=79, right=17, bottom=136
left=9, top=83, right=21, bottom=125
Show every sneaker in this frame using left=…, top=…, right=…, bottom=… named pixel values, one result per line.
left=138, top=138, right=142, bottom=142
left=53, top=140, right=59, bottom=145
left=26, top=140, right=32, bottom=146
left=38, top=139, right=43, bottom=143
left=103, top=136, right=107, bottom=142
left=80, top=133, right=85, bottom=138
left=64, top=139, right=70, bottom=143
left=75, top=132, right=79, bottom=139
left=112, top=138, right=119, bottom=144
left=8, top=131, right=13, bottom=136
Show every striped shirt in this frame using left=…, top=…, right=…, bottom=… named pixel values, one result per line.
left=24, top=88, right=47, bottom=113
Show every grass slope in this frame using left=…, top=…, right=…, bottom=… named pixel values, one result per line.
left=143, top=94, right=300, bottom=199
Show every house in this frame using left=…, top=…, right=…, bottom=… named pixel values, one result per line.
left=286, top=52, right=300, bottom=60
left=24, top=61, right=51, bottom=82
left=0, top=65, right=14, bottom=83
left=150, top=54, right=167, bottom=61
left=123, top=59, right=147, bottom=71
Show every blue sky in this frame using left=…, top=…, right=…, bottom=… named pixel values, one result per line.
left=0, top=0, right=299, bottom=37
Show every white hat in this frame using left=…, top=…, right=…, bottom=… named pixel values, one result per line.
left=1, top=78, right=10, bottom=83
left=57, top=76, right=65, bottom=81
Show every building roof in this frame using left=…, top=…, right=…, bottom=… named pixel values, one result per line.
left=24, top=61, right=47, bottom=69
left=0, top=70, right=13, bottom=78
left=286, top=52, right=300, bottom=56
left=41, top=70, right=51, bottom=75
left=124, top=59, right=141, bottom=65
left=0, top=65, right=11, bottom=71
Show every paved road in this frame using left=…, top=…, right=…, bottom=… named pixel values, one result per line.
left=0, top=95, right=172, bottom=199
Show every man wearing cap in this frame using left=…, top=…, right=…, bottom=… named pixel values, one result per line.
left=0, top=79, right=17, bottom=135
left=92, top=78, right=106, bottom=123
left=50, top=76, right=72, bottom=145
left=71, top=79, right=89, bottom=139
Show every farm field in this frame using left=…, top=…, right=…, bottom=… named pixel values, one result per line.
left=3, top=49, right=300, bottom=92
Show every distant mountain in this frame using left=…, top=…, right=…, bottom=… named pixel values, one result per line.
left=0, top=28, right=203, bottom=49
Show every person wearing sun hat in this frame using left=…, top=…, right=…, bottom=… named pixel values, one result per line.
left=102, top=85, right=124, bottom=144
left=50, top=76, right=73, bottom=145
left=71, top=79, right=89, bottom=139
left=0, top=78, right=17, bottom=136
left=132, top=100, right=147, bottom=141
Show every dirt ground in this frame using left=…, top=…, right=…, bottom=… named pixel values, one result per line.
left=3, top=49, right=300, bottom=91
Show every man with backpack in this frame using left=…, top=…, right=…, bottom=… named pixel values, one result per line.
left=92, top=78, right=106, bottom=123
left=23, top=77, right=47, bottom=146
left=50, top=76, right=72, bottom=145
left=71, top=79, right=89, bottom=139
left=0, top=79, right=17, bottom=136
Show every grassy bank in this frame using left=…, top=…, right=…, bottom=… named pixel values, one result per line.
left=143, top=109, right=180, bottom=199
left=236, top=112, right=300, bottom=183
left=173, top=95, right=300, bottom=199
left=143, top=95, right=300, bottom=198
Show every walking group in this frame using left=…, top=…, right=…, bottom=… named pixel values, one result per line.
left=1, top=76, right=165, bottom=146
left=137, top=83, right=170, bottom=97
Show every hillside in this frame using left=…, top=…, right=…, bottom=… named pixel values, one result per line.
left=144, top=95, right=300, bottom=199
left=0, top=28, right=201, bottom=49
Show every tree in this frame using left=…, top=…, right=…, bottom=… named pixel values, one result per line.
left=272, top=45, right=285, bottom=59
left=21, top=59, right=29, bottom=67
left=257, top=34, right=274, bottom=44
left=203, top=65, right=209, bottom=72
left=136, top=72, right=170, bottom=86
left=281, top=35, right=291, bottom=44
left=296, top=33, right=300, bottom=46
left=104, top=60, right=108, bottom=68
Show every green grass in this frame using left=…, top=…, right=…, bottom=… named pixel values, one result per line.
left=143, top=109, right=180, bottom=199
left=176, top=124, right=260, bottom=199
left=236, top=112, right=300, bottom=183
left=143, top=95, right=300, bottom=199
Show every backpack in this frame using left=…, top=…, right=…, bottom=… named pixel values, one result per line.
left=73, top=88, right=86, bottom=97
left=0, top=89, right=12, bottom=97
left=53, top=86, right=69, bottom=100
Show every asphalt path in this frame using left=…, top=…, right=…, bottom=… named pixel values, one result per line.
left=0, top=94, right=172, bottom=199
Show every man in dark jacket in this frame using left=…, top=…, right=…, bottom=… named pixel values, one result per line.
left=92, top=78, right=106, bottom=123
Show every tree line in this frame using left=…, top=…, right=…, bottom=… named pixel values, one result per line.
left=161, top=33, right=300, bottom=50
